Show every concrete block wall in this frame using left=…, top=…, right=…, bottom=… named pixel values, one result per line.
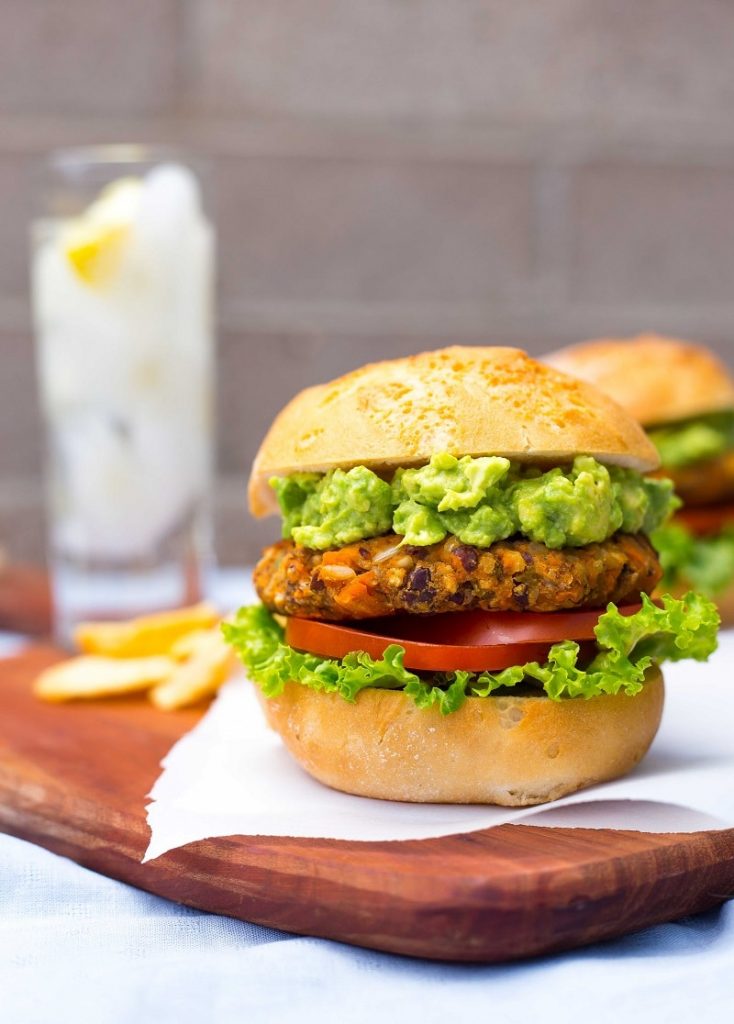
left=1, top=1, right=734, bottom=563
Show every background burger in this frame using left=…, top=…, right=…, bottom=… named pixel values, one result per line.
left=224, top=346, right=718, bottom=806
left=548, top=334, right=734, bottom=622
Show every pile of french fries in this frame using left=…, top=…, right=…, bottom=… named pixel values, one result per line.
left=34, top=603, right=236, bottom=710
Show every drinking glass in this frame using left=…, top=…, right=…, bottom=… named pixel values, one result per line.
left=31, top=146, right=215, bottom=643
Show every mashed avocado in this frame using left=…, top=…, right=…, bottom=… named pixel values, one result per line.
left=271, top=466, right=392, bottom=549
left=271, top=453, right=676, bottom=551
left=649, top=410, right=734, bottom=469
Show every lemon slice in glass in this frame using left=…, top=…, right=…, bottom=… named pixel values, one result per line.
left=62, top=178, right=142, bottom=286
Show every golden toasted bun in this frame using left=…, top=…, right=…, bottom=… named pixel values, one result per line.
left=258, top=669, right=664, bottom=806
left=249, top=346, right=659, bottom=516
left=547, top=334, right=734, bottom=428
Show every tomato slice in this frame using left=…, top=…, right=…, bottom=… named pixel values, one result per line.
left=285, top=605, right=643, bottom=673
left=356, top=608, right=634, bottom=647
left=675, top=504, right=734, bottom=537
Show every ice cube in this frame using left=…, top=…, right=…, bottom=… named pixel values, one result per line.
left=136, top=163, right=203, bottom=251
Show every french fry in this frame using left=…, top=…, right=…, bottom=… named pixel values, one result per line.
left=169, top=627, right=216, bottom=661
left=150, top=630, right=235, bottom=711
left=74, top=602, right=219, bottom=658
left=34, top=655, right=175, bottom=703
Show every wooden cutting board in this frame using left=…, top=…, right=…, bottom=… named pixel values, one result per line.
left=2, top=646, right=734, bottom=963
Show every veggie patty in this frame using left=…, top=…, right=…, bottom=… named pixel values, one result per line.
left=254, top=532, right=662, bottom=621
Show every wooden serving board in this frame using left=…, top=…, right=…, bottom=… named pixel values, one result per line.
left=2, top=646, right=734, bottom=963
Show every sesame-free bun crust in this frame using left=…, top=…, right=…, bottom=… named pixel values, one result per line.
left=547, top=334, right=734, bottom=428
left=249, top=346, right=659, bottom=516
left=258, top=669, right=664, bottom=806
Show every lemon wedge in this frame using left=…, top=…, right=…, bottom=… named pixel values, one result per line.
left=62, top=178, right=142, bottom=286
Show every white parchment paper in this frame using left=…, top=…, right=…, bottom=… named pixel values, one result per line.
left=144, top=632, right=734, bottom=861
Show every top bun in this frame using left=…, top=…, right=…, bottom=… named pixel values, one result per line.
left=547, top=334, right=734, bottom=428
left=249, top=346, right=658, bottom=517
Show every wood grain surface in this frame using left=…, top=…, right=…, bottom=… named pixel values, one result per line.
left=1, top=646, right=734, bottom=962
left=0, top=564, right=52, bottom=636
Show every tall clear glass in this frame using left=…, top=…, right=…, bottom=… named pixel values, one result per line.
left=31, top=146, right=215, bottom=644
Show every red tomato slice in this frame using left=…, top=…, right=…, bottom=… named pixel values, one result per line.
left=357, top=608, right=636, bottom=647
left=285, top=605, right=642, bottom=673
left=675, top=504, right=734, bottom=537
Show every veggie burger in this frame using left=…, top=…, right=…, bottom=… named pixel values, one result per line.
left=224, top=347, right=718, bottom=806
left=548, top=334, right=734, bottom=620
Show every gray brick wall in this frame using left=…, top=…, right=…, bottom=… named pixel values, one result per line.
left=2, top=1, right=734, bottom=564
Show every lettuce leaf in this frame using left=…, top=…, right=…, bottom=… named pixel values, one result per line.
left=652, top=522, right=734, bottom=596
left=223, top=593, right=719, bottom=716
left=222, top=605, right=416, bottom=701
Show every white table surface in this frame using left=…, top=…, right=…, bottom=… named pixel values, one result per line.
left=2, top=571, right=733, bottom=1023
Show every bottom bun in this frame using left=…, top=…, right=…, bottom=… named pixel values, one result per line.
left=258, top=669, right=664, bottom=806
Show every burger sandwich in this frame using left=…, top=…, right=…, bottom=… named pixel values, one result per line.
left=224, top=347, right=718, bottom=806
left=548, top=334, right=734, bottom=621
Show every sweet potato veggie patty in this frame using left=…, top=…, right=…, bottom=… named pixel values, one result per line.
left=254, top=532, right=662, bottom=621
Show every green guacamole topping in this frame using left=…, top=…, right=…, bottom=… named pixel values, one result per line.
left=271, top=467, right=392, bottom=549
left=649, top=410, right=734, bottom=469
left=270, top=453, right=677, bottom=551
left=653, top=521, right=734, bottom=597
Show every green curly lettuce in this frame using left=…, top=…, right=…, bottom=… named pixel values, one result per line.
left=222, top=593, right=719, bottom=716
left=653, top=521, right=734, bottom=596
